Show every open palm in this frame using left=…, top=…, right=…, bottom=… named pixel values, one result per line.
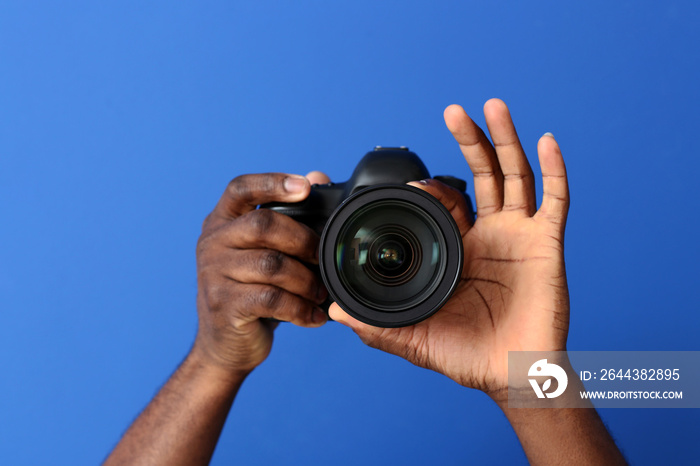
left=329, top=99, right=570, bottom=396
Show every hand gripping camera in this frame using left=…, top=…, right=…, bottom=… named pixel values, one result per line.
left=268, top=147, right=474, bottom=328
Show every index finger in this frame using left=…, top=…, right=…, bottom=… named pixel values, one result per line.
left=210, top=173, right=311, bottom=224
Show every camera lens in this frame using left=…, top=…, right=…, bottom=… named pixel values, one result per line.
left=366, top=227, right=420, bottom=285
left=320, top=185, right=463, bottom=327
left=334, top=201, right=443, bottom=311
left=378, top=244, right=403, bottom=269
left=377, top=244, right=403, bottom=269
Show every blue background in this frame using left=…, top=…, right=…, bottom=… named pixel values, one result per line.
left=1, top=1, right=699, bottom=464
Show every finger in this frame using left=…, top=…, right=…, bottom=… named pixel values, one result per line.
left=483, top=99, right=537, bottom=216
left=212, top=173, right=311, bottom=222
left=407, top=179, right=472, bottom=234
left=221, top=249, right=327, bottom=304
left=236, top=282, right=327, bottom=327
left=305, top=171, right=331, bottom=185
left=210, top=209, right=320, bottom=264
left=444, top=104, right=504, bottom=216
left=534, top=133, right=569, bottom=229
left=328, top=303, right=389, bottom=345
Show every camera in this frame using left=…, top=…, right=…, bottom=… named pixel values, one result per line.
left=267, top=147, right=474, bottom=328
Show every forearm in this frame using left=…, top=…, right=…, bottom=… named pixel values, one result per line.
left=494, top=379, right=626, bottom=465
left=105, top=349, right=248, bottom=466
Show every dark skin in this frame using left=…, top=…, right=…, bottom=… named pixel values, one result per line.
left=105, top=99, right=626, bottom=465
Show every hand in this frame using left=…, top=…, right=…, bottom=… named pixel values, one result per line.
left=192, top=171, right=331, bottom=374
left=329, top=99, right=570, bottom=398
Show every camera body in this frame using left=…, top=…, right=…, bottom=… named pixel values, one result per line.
left=267, top=147, right=473, bottom=327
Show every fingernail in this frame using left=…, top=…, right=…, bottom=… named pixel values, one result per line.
left=284, top=175, right=307, bottom=193
left=418, top=179, right=430, bottom=185
left=543, top=132, right=555, bottom=138
left=312, top=307, right=328, bottom=325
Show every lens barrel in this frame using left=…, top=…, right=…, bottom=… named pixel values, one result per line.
left=320, top=185, right=463, bottom=327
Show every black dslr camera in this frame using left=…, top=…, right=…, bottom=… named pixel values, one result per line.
left=268, top=147, right=474, bottom=328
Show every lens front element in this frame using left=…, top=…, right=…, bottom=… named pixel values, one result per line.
left=367, top=227, right=419, bottom=285
left=336, top=202, right=443, bottom=311
left=320, top=185, right=463, bottom=327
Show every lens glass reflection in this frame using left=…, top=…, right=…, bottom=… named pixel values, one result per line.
left=335, top=200, right=446, bottom=311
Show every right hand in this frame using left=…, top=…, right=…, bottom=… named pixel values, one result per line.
left=330, top=101, right=571, bottom=399
left=191, top=172, right=330, bottom=374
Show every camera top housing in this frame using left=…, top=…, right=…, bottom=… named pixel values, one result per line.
left=268, top=147, right=473, bottom=328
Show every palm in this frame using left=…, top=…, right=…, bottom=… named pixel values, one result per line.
left=404, top=211, right=569, bottom=390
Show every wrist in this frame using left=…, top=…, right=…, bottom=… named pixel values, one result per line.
left=486, top=350, right=576, bottom=411
left=186, top=343, right=253, bottom=389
